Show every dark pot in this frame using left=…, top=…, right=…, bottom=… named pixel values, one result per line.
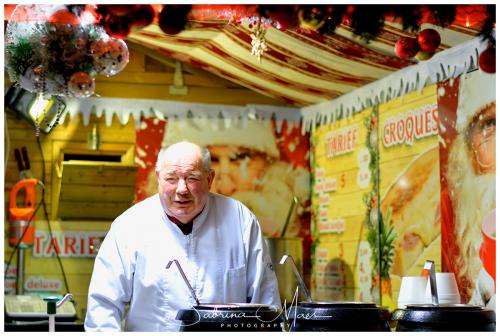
left=287, top=302, right=391, bottom=331
left=176, top=303, right=283, bottom=332
left=392, top=304, right=496, bottom=331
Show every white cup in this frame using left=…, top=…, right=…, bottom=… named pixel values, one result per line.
left=398, top=276, right=427, bottom=308
left=424, top=272, right=461, bottom=304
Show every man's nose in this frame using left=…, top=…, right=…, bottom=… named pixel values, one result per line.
left=176, top=178, right=189, bottom=194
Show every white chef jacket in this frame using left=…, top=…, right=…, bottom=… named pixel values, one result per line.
left=85, top=193, right=281, bottom=331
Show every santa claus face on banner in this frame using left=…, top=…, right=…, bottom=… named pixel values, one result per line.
left=468, top=102, right=496, bottom=175
left=441, top=70, right=496, bottom=308
left=208, top=145, right=270, bottom=195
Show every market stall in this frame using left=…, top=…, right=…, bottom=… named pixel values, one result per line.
left=3, top=3, right=495, bottom=332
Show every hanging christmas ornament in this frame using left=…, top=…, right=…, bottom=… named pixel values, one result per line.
left=103, top=14, right=132, bottom=39
left=68, top=71, right=95, bottom=98
left=159, top=5, right=192, bottom=35
left=5, top=4, right=129, bottom=100
left=91, top=38, right=129, bottom=77
left=102, top=5, right=138, bottom=17
left=415, top=50, right=434, bottom=61
left=48, top=7, right=81, bottom=25
left=131, top=4, right=155, bottom=28
left=417, top=28, right=441, bottom=52
left=394, top=37, right=419, bottom=59
left=103, top=38, right=130, bottom=77
left=479, top=46, right=496, bottom=73
left=298, top=6, right=329, bottom=32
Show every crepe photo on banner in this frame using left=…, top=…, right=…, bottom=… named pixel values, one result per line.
left=134, top=116, right=311, bottom=239
left=438, top=70, right=496, bottom=309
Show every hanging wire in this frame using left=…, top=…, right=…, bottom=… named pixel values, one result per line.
left=35, top=135, right=71, bottom=295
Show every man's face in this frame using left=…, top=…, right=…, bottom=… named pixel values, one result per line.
left=208, top=145, right=269, bottom=195
left=157, top=145, right=214, bottom=223
left=470, top=102, right=496, bottom=175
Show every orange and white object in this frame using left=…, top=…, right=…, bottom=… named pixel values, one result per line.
left=8, top=178, right=38, bottom=247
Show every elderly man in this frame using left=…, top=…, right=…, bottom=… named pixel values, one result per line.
left=85, top=141, right=280, bottom=331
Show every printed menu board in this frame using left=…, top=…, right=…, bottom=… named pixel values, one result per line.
left=310, top=84, right=440, bottom=308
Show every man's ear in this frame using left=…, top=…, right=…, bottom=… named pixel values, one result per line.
left=207, top=169, right=215, bottom=188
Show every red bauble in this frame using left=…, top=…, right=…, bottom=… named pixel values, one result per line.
left=48, top=8, right=81, bottom=25
left=159, top=5, right=191, bottom=35
left=104, top=5, right=139, bottom=16
left=394, top=37, right=419, bottom=59
left=479, top=46, right=496, bottom=74
left=131, top=4, right=156, bottom=28
left=417, top=29, right=441, bottom=53
left=104, top=15, right=132, bottom=39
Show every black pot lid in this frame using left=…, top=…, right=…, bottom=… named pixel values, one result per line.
left=392, top=304, right=495, bottom=324
left=405, top=304, right=484, bottom=310
left=289, top=301, right=390, bottom=322
left=194, top=303, right=271, bottom=310
left=298, top=301, right=378, bottom=308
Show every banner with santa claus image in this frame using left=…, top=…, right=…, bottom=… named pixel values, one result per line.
left=438, top=70, right=496, bottom=309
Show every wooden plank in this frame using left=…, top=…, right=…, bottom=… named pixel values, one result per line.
left=58, top=201, right=132, bottom=219
left=60, top=184, right=136, bottom=202
left=94, top=82, right=285, bottom=105
left=60, top=162, right=138, bottom=186
left=97, top=71, right=247, bottom=89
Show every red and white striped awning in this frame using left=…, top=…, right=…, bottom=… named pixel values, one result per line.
left=128, top=18, right=481, bottom=107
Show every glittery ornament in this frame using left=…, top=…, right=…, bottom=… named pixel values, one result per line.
left=68, top=71, right=95, bottom=98
left=93, top=38, right=129, bottom=77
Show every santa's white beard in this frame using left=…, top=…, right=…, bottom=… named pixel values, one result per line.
left=447, top=133, right=496, bottom=301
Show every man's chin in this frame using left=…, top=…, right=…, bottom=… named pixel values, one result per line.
left=172, top=209, right=194, bottom=220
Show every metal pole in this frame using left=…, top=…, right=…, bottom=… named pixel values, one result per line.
left=16, top=248, right=25, bottom=295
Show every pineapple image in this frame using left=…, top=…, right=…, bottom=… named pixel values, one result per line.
left=367, top=207, right=397, bottom=311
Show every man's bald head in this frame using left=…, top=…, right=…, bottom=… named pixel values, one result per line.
left=156, top=141, right=211, bottom=173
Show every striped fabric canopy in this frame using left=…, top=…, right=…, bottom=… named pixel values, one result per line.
left=128, top=19, right=481, bottom=107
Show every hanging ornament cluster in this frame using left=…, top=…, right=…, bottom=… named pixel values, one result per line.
left=394, top=28, right=441, bottom=61
left=5, top=4, right=129, bottom=98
